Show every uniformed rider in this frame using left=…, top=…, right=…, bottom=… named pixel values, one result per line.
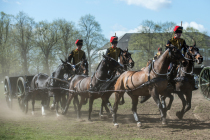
left=105, top=36, right=124, bottom=77
left=153, top=47, right=163, bottom=60
left=68, top=39, right=88, bottom=75
left=166, top=25, right=197, bottom=90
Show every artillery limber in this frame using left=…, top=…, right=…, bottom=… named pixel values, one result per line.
left=4, top=75, right=34, bottom=111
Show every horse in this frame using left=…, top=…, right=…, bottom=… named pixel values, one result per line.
left=160, top=42, right=203, bottom=119
left=118, top=49, right=134, bottom=105
left=50, top=58, right=89, bottom=111
left=23, top=59, right=75, bottom=116
left=111, top=46, right=187, bottom=127
left=69, top=49, right=134, bottom=118
left=62, top=55, right=124, bottom=121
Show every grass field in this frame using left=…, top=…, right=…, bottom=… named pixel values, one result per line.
left=0, top=83, right=210, bottom=140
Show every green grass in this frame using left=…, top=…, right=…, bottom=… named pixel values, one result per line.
left=0, top=84, right=152, bottom=140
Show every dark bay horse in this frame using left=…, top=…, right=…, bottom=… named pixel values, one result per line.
left=112, top=46, right=187, bottom=127
left=24, top=59, right=75, bottom=116
left=50, top=58, right=89, bottom=111
left=160, top=43, right=203, bottom=119
left=70, top=49, right=134, bottom=118
left=62, top=55, right=124, bottom=120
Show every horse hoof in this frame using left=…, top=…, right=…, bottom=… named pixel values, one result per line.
left=137, top=122, right=142, bottom=127
left=161, top=118, right=167, bottom=125
left=31, top=111, right=34, bottom=115
left=42, top=113, right=46, bottom=116
left=56, top=113, right=60, bottom=117
left=176, top=111, right=183, bottom=120
left=108, top=114, right=112, bottom=118
left=88, top=119, right=92, bottom=122
left=114, top=123, right=119, bottom=128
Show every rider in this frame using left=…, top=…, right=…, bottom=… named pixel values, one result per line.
left=166, top=25, right=197, bottom=90
left=106, top=36, right=124, bottom=61
left=68, top=39, right=88, bottom=75
left=105, top=36, right=124, bottom=77
left=153, top=47, right=163, bottom=60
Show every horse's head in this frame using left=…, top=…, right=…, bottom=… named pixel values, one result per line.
left=101, top=54, right=124, bottom=72
left=76, top=59, right=89, bottom=75
left=60, top=59, right=75, bottom=75
left=120, top=49, right=134, bottom=69
left=166, top=45, right=187, bottom=67
left=187, top=40, right=203, bottom=64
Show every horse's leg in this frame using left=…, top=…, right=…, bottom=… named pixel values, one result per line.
left=119, top=95, right=125, bottom=105
left=165, top=93, right=174, bottom=111
left=60, top=95, right=66, bottom=111
left=99, top=100, right=104, bottom=117
left=151, top=88, right=167, bottom=125
left=176, top=93, right=186, bottom=120
left=31, top=98, right=35, bottom=115
left=102, top=94, right=113, bottom=117
left=88, top=95, right=94, bottom=121
left=41, top=99, right=46, bottom=116
left=184, top=91, right=192, bottom=114
left=113, top=92, right=121, bottom=127
left=55, top=95, right=61, bottom=117
left=73, top=98, right=77, bottom=113
left=24, top=98, right=28, bottom=114
left=50, top=95, right=56, bottom=110
left=77, top=96, right=85, bottom=119
left=160, top=96, right=167, bottom=113
left=139, top=95, right=151, bottom=103
left=82, top=98, right=88, bottom=105
left=130, top=95, right=142, bottom=127
left=62, top=93, right=74, bottom=115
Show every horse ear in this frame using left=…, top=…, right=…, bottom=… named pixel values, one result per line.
left=60, top=58, right=66, bottom=64
left=126, top=48, right=128, bottom=51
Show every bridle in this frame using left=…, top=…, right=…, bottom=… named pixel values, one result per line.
left=121, top=51, right=133, bottom=69
left=180, top=46, right=201, bottom=75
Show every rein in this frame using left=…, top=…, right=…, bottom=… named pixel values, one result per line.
left=152, top=60, right=173, bottom=76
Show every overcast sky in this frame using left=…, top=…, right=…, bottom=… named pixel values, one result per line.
left=1, top=0, right=209, bottom=39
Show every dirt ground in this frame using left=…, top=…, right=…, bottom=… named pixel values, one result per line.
left=0, top=89, right=210, bottom=140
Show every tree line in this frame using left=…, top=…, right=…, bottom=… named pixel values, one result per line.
left=0, top=11, right=107, bottom=79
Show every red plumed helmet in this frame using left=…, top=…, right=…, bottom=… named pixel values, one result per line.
left=110, top=36, right=118, bottom=44
left=158, top=47, right=162, bottom=51
left=173, top=26, right=183, bottom=33
left=75, top=39, right=83, bottom=45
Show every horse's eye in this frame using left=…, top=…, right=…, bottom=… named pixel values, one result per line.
left=107, top=64, right=109, bottom=67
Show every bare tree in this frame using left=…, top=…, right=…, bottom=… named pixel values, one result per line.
left=35, top=20, right=59, bottom=74
left=13, top=11, right=35, bottom=74
left=55, top=19, right=80, bottom=59
left=0, top=12, right=12, bottom=77
left=79, top=14, right=107, bottom=74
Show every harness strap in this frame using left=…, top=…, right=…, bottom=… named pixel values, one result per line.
left=148, top=62, right=152, bottom=81
left=126, top=71, right=137, bottom=93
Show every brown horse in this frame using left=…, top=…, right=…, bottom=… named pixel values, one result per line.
left=118, top=49, right=134, bottom=105
left=62, top=55, right=124, bottom=120
left=112, top=46, right=187, bottom=127
left=160, top=43, right=203, bottom=119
